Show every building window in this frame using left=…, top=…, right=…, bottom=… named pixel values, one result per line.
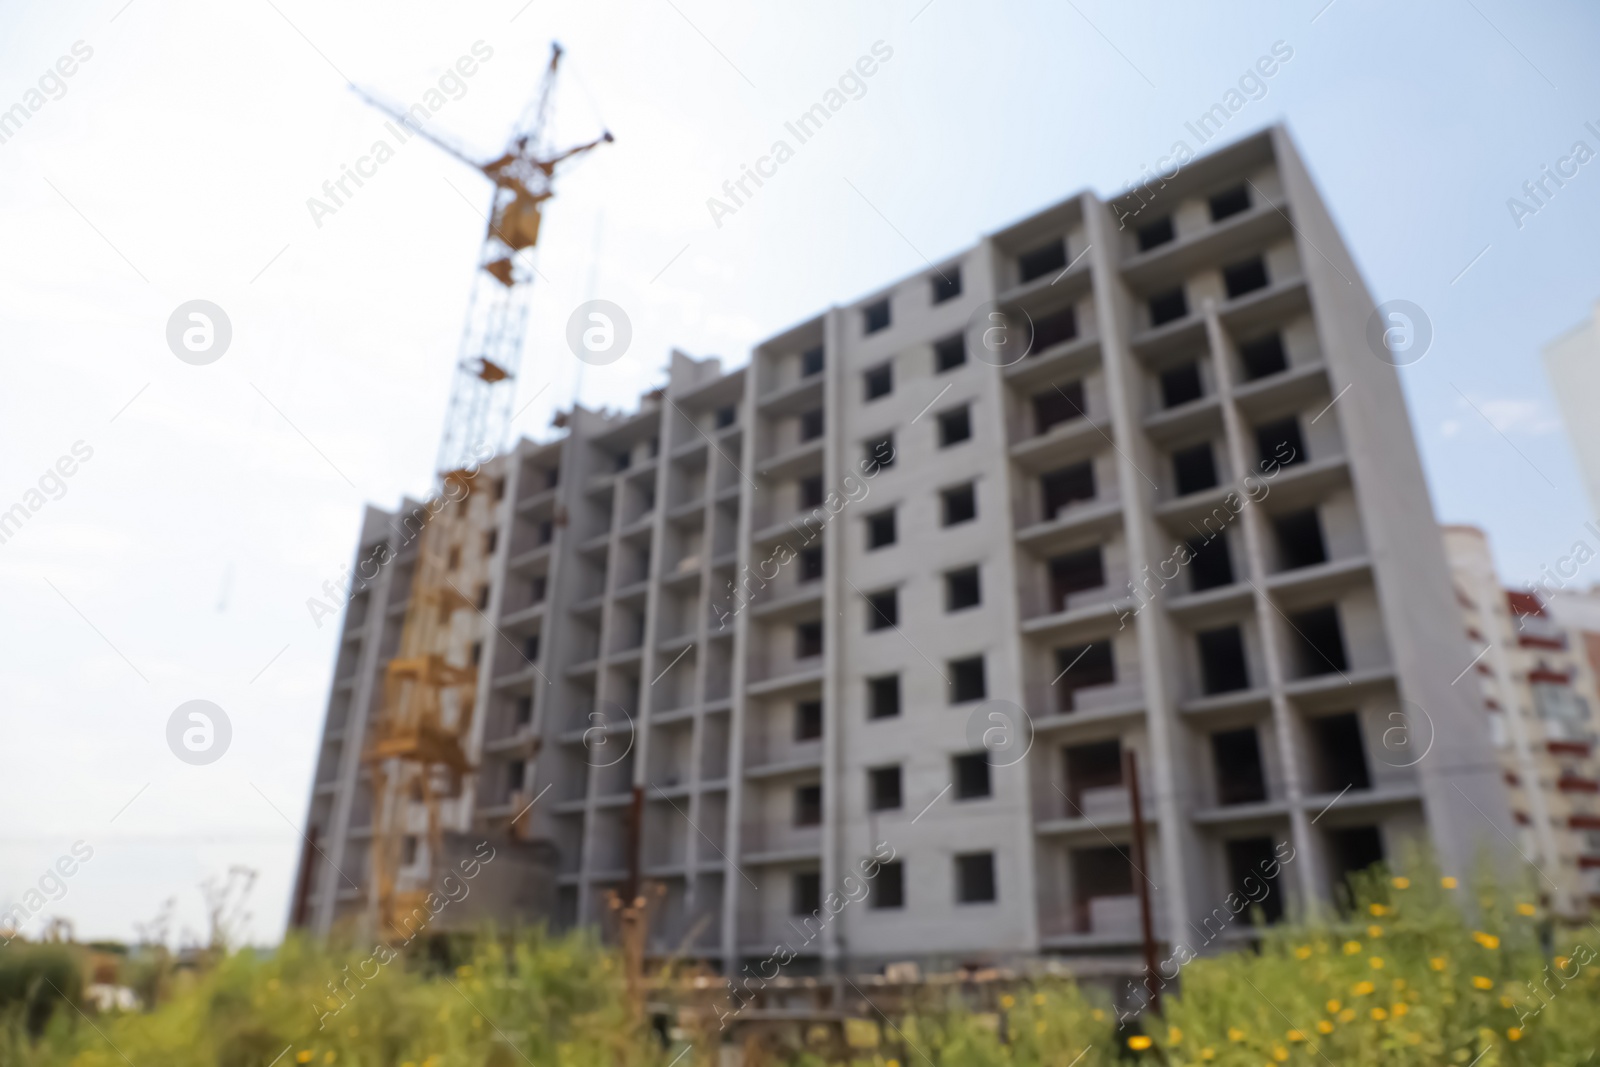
left=1197, top=625, right=1250, bottom=694
left=945, top=566, right=981, bottom=611
left=796, top=621, right=824, bottom=659
left=864, top=298, right=891, bottom=334
left=794, top=783, right=823, bottom=826
left=1019, top=237, right=1067, bottom=283
left=1256, top=417, right=1306, bottom=467
left=1328, top=825, right=1384, bottom=886
left=545, top=467, right=561, bottom=489
left=1034, top=306, right=1078, bottom=350
left=868, top=675, right=901, bottom=720
left=799, top=475, right=825, bottom=509
left=869, top=765, right=903, bottom=811
left=1149, top=287, right=1189, bottom=327
left=801, top=345, right=824, bottom=377
left=537, top=521, right=553, bottom=545
left=1209, top=183, right=1251, bottom=222
left=493, top=478, right=507, bottom=501
left=1049, top=547, right=1104, bottom=611
left=484, top=529, right=499, bottom=555
left=865, top=434, right=895, bottom=470
left=1172, top=442, right=1219, bottom=496
left=1273, top=509, right=1326, bottom=570
left=614, top=450, right=631, bottom=472
left=523, top=634, right=540, bottom=662
left=955, top=851, right=996, bottom=903
left=402, top=835, right=419, bottom=866
left=1055, top=640, right=1115, bottom=712
left=1225, top=837, right=1284, bottom=923
left=1041, top=462, right=1095, bottom=518
left=866, top=509, right=896, bottom=549
left=530, top=576, right=548, bottom=603
left=514, top=695, right=533, bottom=726
left=938, top=406, right=972, bottom=447
left=796, top=699, right=824, bottom=740
left=716, top=405, right=737, bottom=429
left=871, top=860, right=905, bottom=908
left=934, top=333, right=966, bottom=372
left=1137, top=215, right=1175, bottom=252
left=471, top=641, right=483, bottom=665
left=476, top=584, right=491, bottom=610
left=799, top=547, right=823, bottom=582
left=800, top=408, right=825, bottom=442
left=932, top=268, right=962, bottom=303
left=1289, top=605, right=1348, bottom=675
left=1223, top=256, right=1270, bottom=300
left=1187, top=532, right=1234, bottom=591
left=1311, top=717, right=1370, bottom=795
left=953, top=752, right=992, bottom=799
left=506, top=758, right=526, bottom=798
left=1034, top=381, right=1085, bottom=435
left=1211, top=728, right=1267, bottom=805
left=1239, top=334, right=1287, bottom=380
left=1160, top=362, right=1203, bottom=408
left=793, top=870, right=822, bottom=915
left=447, top=546, right=461, bottom=570
left=943, top=483, right=977, bottom=525
left=1063, top=739, right=1122, bottom=813
left=949, top=656, right=986, bottom=703
left=864, top=363, right=893, bottom=401
left=865, top=589, right=898, bottom=630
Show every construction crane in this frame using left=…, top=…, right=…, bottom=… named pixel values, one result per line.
left=353, top=43, right=612, bottom=939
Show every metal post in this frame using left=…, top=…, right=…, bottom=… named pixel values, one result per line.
left=1125, top=749, right=1160, bottom=1014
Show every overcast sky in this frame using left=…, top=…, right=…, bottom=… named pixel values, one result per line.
left=2, top=0, right=1597, bottom=946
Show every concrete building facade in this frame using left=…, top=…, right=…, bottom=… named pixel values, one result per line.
left=294, top=125, right=1511, bottom=972
left=1544, top=300, right=1600, bottom=522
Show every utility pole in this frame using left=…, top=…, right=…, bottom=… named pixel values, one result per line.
left=1125, top=749, right=1161, bottom=1014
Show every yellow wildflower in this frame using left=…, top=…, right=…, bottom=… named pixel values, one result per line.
left=1392, top=876, right=1410, bottom=889
left=1294, top=945, right=1313, bottom=960
left=1169, top=1026, right=1184, bottom=1045
left=1441, top=876, right=1459, bottom=889
left=1287, top=1029, right=1305, bottom=1042
left=1343, top=940, right=1363, bottom=955
left=1316, top=1020, right=1334, bottom=1034
left=1370, top=957, right=1385, bottom=970
left=1367, top=925, right=1384, bottom=938
left=1272, top=1045, right=1290, bottom=1062
left=1200, top=1050, right=1215, bottom=1061
left=1033, top=992, right=1046, bottom=1006
left=456, top=965, right=473, bottom=977
left=1325, top=999, right=1341, bottom=1012
left=1556, top=956, right=1571, bottom=970
left=1392, top=1003, right=1408, bottom=1017
left=1352, top=981, right=1375, bottom=996
left=1369, top=903, right=1387, bottom=916
left=1035, top=1020, right=1047, bottom=1035
left=1338, top=1008, right=1356, bottom=1023
left=1228, top=1027, right=1246, bottom=1042
left=1430, top=956, right=1447, bottom=971
left=1507, top=1027, right=1523, bottom=1041
left=1128, top=1035, right=1152, bottom=1051
left=296, top=1055, right=313, bottom=1066
left=1472, top=976, right=1494, bottom=990
left=1371, top=1007, right=1388, bottom=1021
left=1092, top=1009, right=1106, bottom=1021
left=1473, top=932, right=1500, bottom=950
left=323, top=1054, right=335, bottom=1065
left=1515, top=902, right=1537, bottom=917
left=1000, top=994, right=1016, bottom=1010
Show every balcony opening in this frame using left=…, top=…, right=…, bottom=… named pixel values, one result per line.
left=799, top=408, right=824, bottom=442
left=1049, top=546, right=1105, bottom=610
left=1198, top=625, right=1250, bottom=694
left=545, top=467, right=561, bottom=489
left=866, top=508, right=896, bottom=549
left=1161, top=362, right=1204, bottom=408
left=800, top=345, right=824, bottom=377
left=1211, top=727, right=1267, bottom=805
left=1238, top=333, right=1287, bottom=380
left=799, top=475, right=824, bottom=509
left=795, top=699, right=823, bottom=740
left=1223, top=257, right=1270, bottom=300
left=865, top=589, right=898, bottom=630
left=953, top=752, right=992, bottom=800
left=945, top=566, right=982, bottom=611
left=1311, top=713, right=1371, bottom=792
left=943, top=482, right=978, bottom=525
left=1173, top=442, right=1219, bottom=496
left=613, top=451, right=631, bottom=473
left=1071, top=846, right=1133, bottom=933
left=1255, top=416, right=1307, bottom=467
left=955, top=851, right=997, bottom=903
left=934, top=333, right=967, bottom=372
left=1055, top=640, right=1115, bottom=712
left=1033, top=305, right=1079, bottom=350
left=864, top=363, right=892, bottom=401
left=716, top=405, right=737, bottom=429
left=1209, top=183, right=1251, bottom=222
left=938, top=405, right=972, bottom=447
left=1063, top=739, right=1123, bottom=813
left=1289, top=604, right=1347, bottom=675
left=530, top=575, right=548, bottom=603
left=932, top=268, right=962, bottom=304
left=1273, top=509, right=1327, bottom=570
left=1019, top=237, right=1067, bottom=283
left=1328, top=825, right=1385, bottom=887
left=865, top=434, right=895, bottom=469
left=792, top=871, right=822, bottom=915
left=1042, top=461, right=1096, bottom=519
left=794, top=783, right=822, bottom=826
left=1034, top=380, right=1085, bottom=435
left=523, top=634, right=541, bottom=662
left=1225, top=836, right=1285, bottom=923
left=1149, top=287, right=1189, bottom=326
left=949, top=656, right=986, bottom=703
left=1187, top=532, right=1234, bottom=591
left=869, top=765, right=903, bottom=810
left=868, top=674, right=901, bottom=720
left=514, top=695, right=532, bottom=727
left=799, top=546, right=823, bottom=582
left=863, top=299, right=891, bottom=334
left=796, top=621, right=823, bottom=659
left=1137, top=215, right=1175, bottom=252
left=870, top=861, right=905, bottom=908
